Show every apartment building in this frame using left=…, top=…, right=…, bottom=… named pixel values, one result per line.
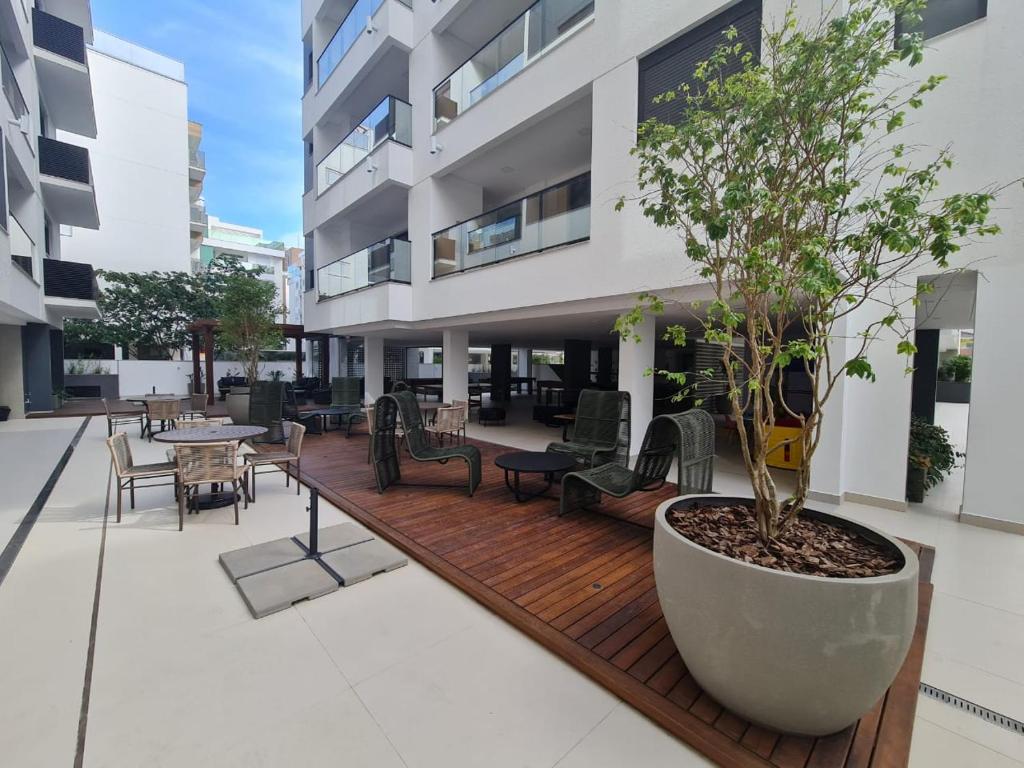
left=200, top=215, right=288, bottom=321
left=300, top=0, right=1024, bottom=532
left=189, top=120, right=205, bottom=271
left=1, top=0, right=101, bottom=417
left=59, top=30, right=191, bottom=274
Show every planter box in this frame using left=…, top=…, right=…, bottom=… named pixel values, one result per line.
left=936, top=380, right=970, bottom=403
left=64, top=374, right=119, bottom=400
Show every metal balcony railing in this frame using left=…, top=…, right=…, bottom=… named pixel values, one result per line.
left=432, top=172, right=590, bottom=277
left=38, top=136, right=91, bottom=183
left=316, top=95, right=411, bottom=195
left=317, top=237, right=411, bottom=300
left=43, top=258, right=99, bottom=301
left=32, top=7, right=86, bottom=64
left=433, top=0, right=594, bottom=129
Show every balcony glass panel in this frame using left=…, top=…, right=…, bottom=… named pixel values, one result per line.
left=317, top=237, right=411, bottom=299
left=316, top=0, right=411, bottom=87
left=1, top=45, right=28, bottom=122
left=432, top=173, right=590, bottom=277
left=316, top=97, right=411, bottom=195
left=433, top=0, right=594, bottom=129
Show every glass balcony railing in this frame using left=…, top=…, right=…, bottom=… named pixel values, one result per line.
left=432, top=172, right=590, bottom=277
left=317, top=237, right=411, bottom=300
left=317, top=0, right=411, bottom=88
left=433, top=0, right=594, bottom=129
left=316, top=96, right=411, bottom=195
left=189, top=148, right=206, bottom=170
left=1, top=45, right=28, bottom=122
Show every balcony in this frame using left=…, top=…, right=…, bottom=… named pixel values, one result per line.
left=32, top=7, right=96, bottom=138
left=432, top=172, right=590, bottom=277
left=10, top=254, right=33, bottom=279
left=317, top=96, right=410, bottom=195
left=43, top=257, right=101, bottom=319
left=304, top=0, right=412, bottom=136
left=317, top=237, right=410, bottom=300
left=38, top=136, right=100, bottom=229
left=189, top=148, right=206, bottom=182
left=190, top=203, right=208, bottom=234
left=1, top=45, right=29, bottom=125
left=433, top=0, right=594, bottom=131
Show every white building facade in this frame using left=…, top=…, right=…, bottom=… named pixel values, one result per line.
left=1, top=0, right=101, bottom=417
left=58, top=30, right=191, bottom=275
left=301, top=0, right=1024, bottom=532
left=201, top=215, right=288, bottom=322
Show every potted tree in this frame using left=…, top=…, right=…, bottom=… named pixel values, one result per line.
left=618, top=0, right=1011, bottom=735
left=218, top=274, right=283, bottom=426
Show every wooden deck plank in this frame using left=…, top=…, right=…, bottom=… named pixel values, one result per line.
left=290, top=430, right=933, bottom=768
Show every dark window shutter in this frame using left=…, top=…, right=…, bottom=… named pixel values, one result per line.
left=896, top=0, right=986, bottom=41
left=638, top=0, right=762, bottom=125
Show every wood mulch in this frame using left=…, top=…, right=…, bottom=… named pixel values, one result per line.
left=292, top=427, right=934, bottom=768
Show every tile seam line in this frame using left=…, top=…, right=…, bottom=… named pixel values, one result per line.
left=0, top=416, right=92, bottom=589
left=74, top=424, right=111, bottom=768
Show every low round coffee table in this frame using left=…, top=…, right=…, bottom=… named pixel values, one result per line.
left=494, top=451, right=576, bottom=503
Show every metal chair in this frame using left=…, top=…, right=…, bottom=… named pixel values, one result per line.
left=102, top=398, right=145, bottom=438
left=451, top=399, right=470, bottom=442
left=244, top=423, right=306, bottom=500
left=181, top=393, right=210, bottom=420
left=105, top=433, right=179, bottom=525
left=174, top=442, right=250, bottom=527
left=145, top=398, right=182, bottom=442
left=655, top=410, right=715, bottom=494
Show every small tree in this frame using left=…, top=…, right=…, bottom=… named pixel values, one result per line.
left=617, top=0, right=1012, bottom=542
left=218, top=274, right=283, bottom=385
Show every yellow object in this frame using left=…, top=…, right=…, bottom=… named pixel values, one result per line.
left=765, top=425, right=803, bottom=469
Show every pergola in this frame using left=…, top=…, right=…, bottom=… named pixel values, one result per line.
left=188, top=320, right=331, bottom=405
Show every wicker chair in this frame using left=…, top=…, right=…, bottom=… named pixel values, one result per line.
left=655, top=410, right=715, bottom=494
left=371, top=391, right=481, bottom=496
left=102, top=398, right=145, bottom=438
left=451, top=399, right=470, bottom=442
left=175, top=442, right=250, bottom=527
left=546, top=390, right=631, bottom=468
left=244, top=423, right=306, bottom=500
left=163, top=418, right=224, bottom=463
left=105, top=433, right=179, bottom=525
left=560, top=417, right=676, bottom=517
left=145, top=398, right=182, bottom=442
left=426, top=406, right=463, bottom=445
left=181, top=393, right=210, bottom=421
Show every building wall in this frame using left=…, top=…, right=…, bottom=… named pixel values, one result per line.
left=58, top=32, right=191, bottom=274
left=0, top=326, right=26, bottom=418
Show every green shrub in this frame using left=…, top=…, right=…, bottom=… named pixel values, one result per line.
left=941, top=355, right=972, bottom=383
left=908, top=417, right=957, bottom=488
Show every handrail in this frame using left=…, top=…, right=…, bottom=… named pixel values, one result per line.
left=316, top=95, right=411, bottom=195
left=317, top=237, right=411, bottom=299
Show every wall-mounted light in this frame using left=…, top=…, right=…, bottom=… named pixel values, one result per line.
left=429, top=136, right=443, bottom=155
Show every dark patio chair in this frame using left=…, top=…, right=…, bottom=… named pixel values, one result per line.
left=559, top=417, right=676, bottom=517
left=371, top=391, right=481, bottom=497
left=656, top=409, right=715, bottom=494
left=330, top=376, right=365, bottom=436
left=546, top=390, right=630, bottom=468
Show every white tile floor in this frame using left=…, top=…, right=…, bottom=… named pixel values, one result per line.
left=0, top=401, right=1019, bottom=767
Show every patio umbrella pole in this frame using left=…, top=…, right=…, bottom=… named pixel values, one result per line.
left=307, top=487, right=319, bottom=558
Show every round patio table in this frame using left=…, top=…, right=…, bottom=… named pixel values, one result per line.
left=494, top=451, right=576, bottom=503
left=155, top=425, right=267, bottom=509
left=123, top=394, right=190, bottom=404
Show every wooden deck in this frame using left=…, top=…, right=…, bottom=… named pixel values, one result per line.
left=294, top=428, right=933, bottom=768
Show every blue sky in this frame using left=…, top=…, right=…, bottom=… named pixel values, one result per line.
left=91, top=0, right=304, bottom=246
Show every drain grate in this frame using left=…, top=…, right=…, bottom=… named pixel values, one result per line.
left=919, top=682, right=1024, bottom=736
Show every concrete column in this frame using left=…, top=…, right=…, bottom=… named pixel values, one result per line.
left=442, top=329, right=469, bottom=404
left=364, top=336, right=385, bottom=402
left=0, top=326, right=26, bottom=419
left=21, top=324, right=54, bottom=412
left=618, top=315, right=655, bottom=458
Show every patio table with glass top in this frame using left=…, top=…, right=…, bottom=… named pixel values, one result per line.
left=155, top=425, right=267, bottom=508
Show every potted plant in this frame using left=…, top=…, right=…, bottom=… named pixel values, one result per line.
left=219, top=275, right=283, bottom=425
left=936, top=354, right=972, bottom=403
left=618, top=0, right=1010, bottom=735
left=906, top=416, right=957, bottom=502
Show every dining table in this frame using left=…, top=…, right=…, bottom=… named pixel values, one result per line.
left=154, top=424, right=268, bottom=509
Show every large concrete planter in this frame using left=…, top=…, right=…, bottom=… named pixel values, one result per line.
left=225, top=387, right=250, bottom=425
left=654, top=495, right=918, bottom=736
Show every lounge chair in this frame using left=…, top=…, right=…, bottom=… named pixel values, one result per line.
left=331, top=377, right=365, bottom=436
left=546, top=390, right=630, bottom=468
left=371, top=390, right=481, bottom=496
left=655, top=409, right=715, bottom=494
left=559, top=417, right=676, bottom=517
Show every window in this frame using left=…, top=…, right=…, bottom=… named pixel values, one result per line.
left=896, top=0, right=986, bottom=41
left=638, top=0, right=762, bottom=124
